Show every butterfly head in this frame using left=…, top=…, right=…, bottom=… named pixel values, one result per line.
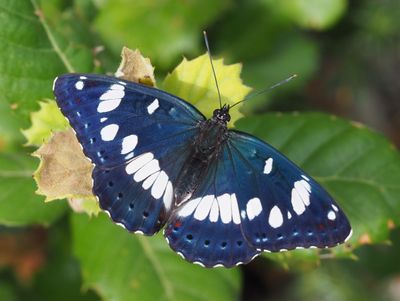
left=212, top=104, right=231, bottom=125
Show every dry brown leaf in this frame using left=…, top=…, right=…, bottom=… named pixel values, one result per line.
left=33, top=129, right=93, bottom=201
left=115, top=47, right=156, bottom=86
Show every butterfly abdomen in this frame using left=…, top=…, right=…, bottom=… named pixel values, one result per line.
left=174, top=119, right=228, bottom=205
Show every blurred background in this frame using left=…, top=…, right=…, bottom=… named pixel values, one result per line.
left=1, top=0, right=400, bottom=300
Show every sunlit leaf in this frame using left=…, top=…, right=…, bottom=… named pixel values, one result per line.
left=163, top=54, right=251, bottom=124
left=22, top=101, right=69, bottom=147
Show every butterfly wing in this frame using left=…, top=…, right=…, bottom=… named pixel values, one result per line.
left=165, top=129, right=352, bottom=267
left=54, top=74, right=205, bottom=234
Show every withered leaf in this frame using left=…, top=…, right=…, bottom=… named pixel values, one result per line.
left=33, top=130, right=93, bottom=202
left=115, top=47, right=156, bottom=86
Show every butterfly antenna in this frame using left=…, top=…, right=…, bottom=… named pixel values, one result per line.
left=203, top=31, right=222, bottom=109
left=230, top=74, right=298, bottom=109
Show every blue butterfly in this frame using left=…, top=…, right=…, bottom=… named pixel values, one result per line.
left=53, top=73, right=352, bottom=268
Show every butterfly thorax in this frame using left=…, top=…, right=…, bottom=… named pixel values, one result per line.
left=173, top=106, right=231, bottom=206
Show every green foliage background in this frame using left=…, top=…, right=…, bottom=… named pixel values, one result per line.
left=1, top=0, right=400, bottom=300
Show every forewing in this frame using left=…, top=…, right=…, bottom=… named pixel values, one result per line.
left=165, top=129, right=352, bottom=267
left=54, top=74, right=205, bottom=234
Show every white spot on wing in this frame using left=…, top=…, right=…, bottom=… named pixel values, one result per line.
left=121, top=135, right=138, bottom=154
left=134, top=159, right=160, bottom=182
left=194, top=195, right=214, bottom=221
left=110, top=84, right=124, bottom=90
left=97, top=99, right=122, bottom=113
left=217, top=193, right=232, bottom=224
left=124, top=152, right=134, bottom=160
left=79, top=76, right=87, bottom=80
left=147, top=98, right=159, bottom=115
left=75, top=81, right=84, bottom=90
left=125, top=152, right=154, bottom=174
left=246, top=197, right=262, bottom=220
left=291, top=188, right=305, bottom=215
left=209, top=199, right=219, bottom=222
left=331, top=204, right=339, bottom=212
left=287, top=211, right=292, bottom=219
left=142, top=171, right=159, bottom=190
left=263, top=158, right=273, bottom=174
left=268, top=206, right=283, bottom=228
left=179, top=198, right=201, bottom=217
left=231, top=194, right=241, bottom=224
left=100, top=117, right=108, bottom=123
left=291, top=179, right=311, bottom=215
left=100, top=89, right=124, bottom=101
left=151, top=171, right=169, bottom=199
left=163, top=181, right=173, bottom=210
left=327, top=210, right=336, bottom=220
left=100, top=124, right=119, bottom=141
left=295, top=180, right=311, bottom=205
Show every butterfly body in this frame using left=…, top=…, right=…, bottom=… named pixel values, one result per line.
left=54, top=73, right=352, bottom=268
left=175, top=108, right=230, bottom=205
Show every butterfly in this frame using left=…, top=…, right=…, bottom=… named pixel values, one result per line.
left=53, top=73, right=352, bottom=268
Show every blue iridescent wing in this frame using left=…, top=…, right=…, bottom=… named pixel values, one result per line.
left=165, top=130, right=352, bottom=268
left=54, top=74, right=205, bottom=234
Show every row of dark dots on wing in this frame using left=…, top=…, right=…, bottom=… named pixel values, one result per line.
left=105, top=177, right=163, bottom=226
left=173, top=229, right=244, bottom=249
left=177, top=226, right=339, bottom=249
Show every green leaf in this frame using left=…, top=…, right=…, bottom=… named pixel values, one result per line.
left=94, top=0, right=230, bottom=69
left=0, top=282, right=17, bottom=301
left=0, top=102, right=25, bottom=151
left=241, top=35, right=319, bottom=114
left=288, top=262, right=380, bottom=301
left=0, top=0, right=94, bottom=123
left=72, top=213, right=241, bottom=301
left=266, top=0, right=348, bottom=30
left=22, top=100, right=69, bottom=146
left=235, top=113, right=400, bottom=251
left=162, top=54, right=251, bottom=124
left=213, top=1, right=292, bottom=61
left=0, top=152, right=66, bottom=226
